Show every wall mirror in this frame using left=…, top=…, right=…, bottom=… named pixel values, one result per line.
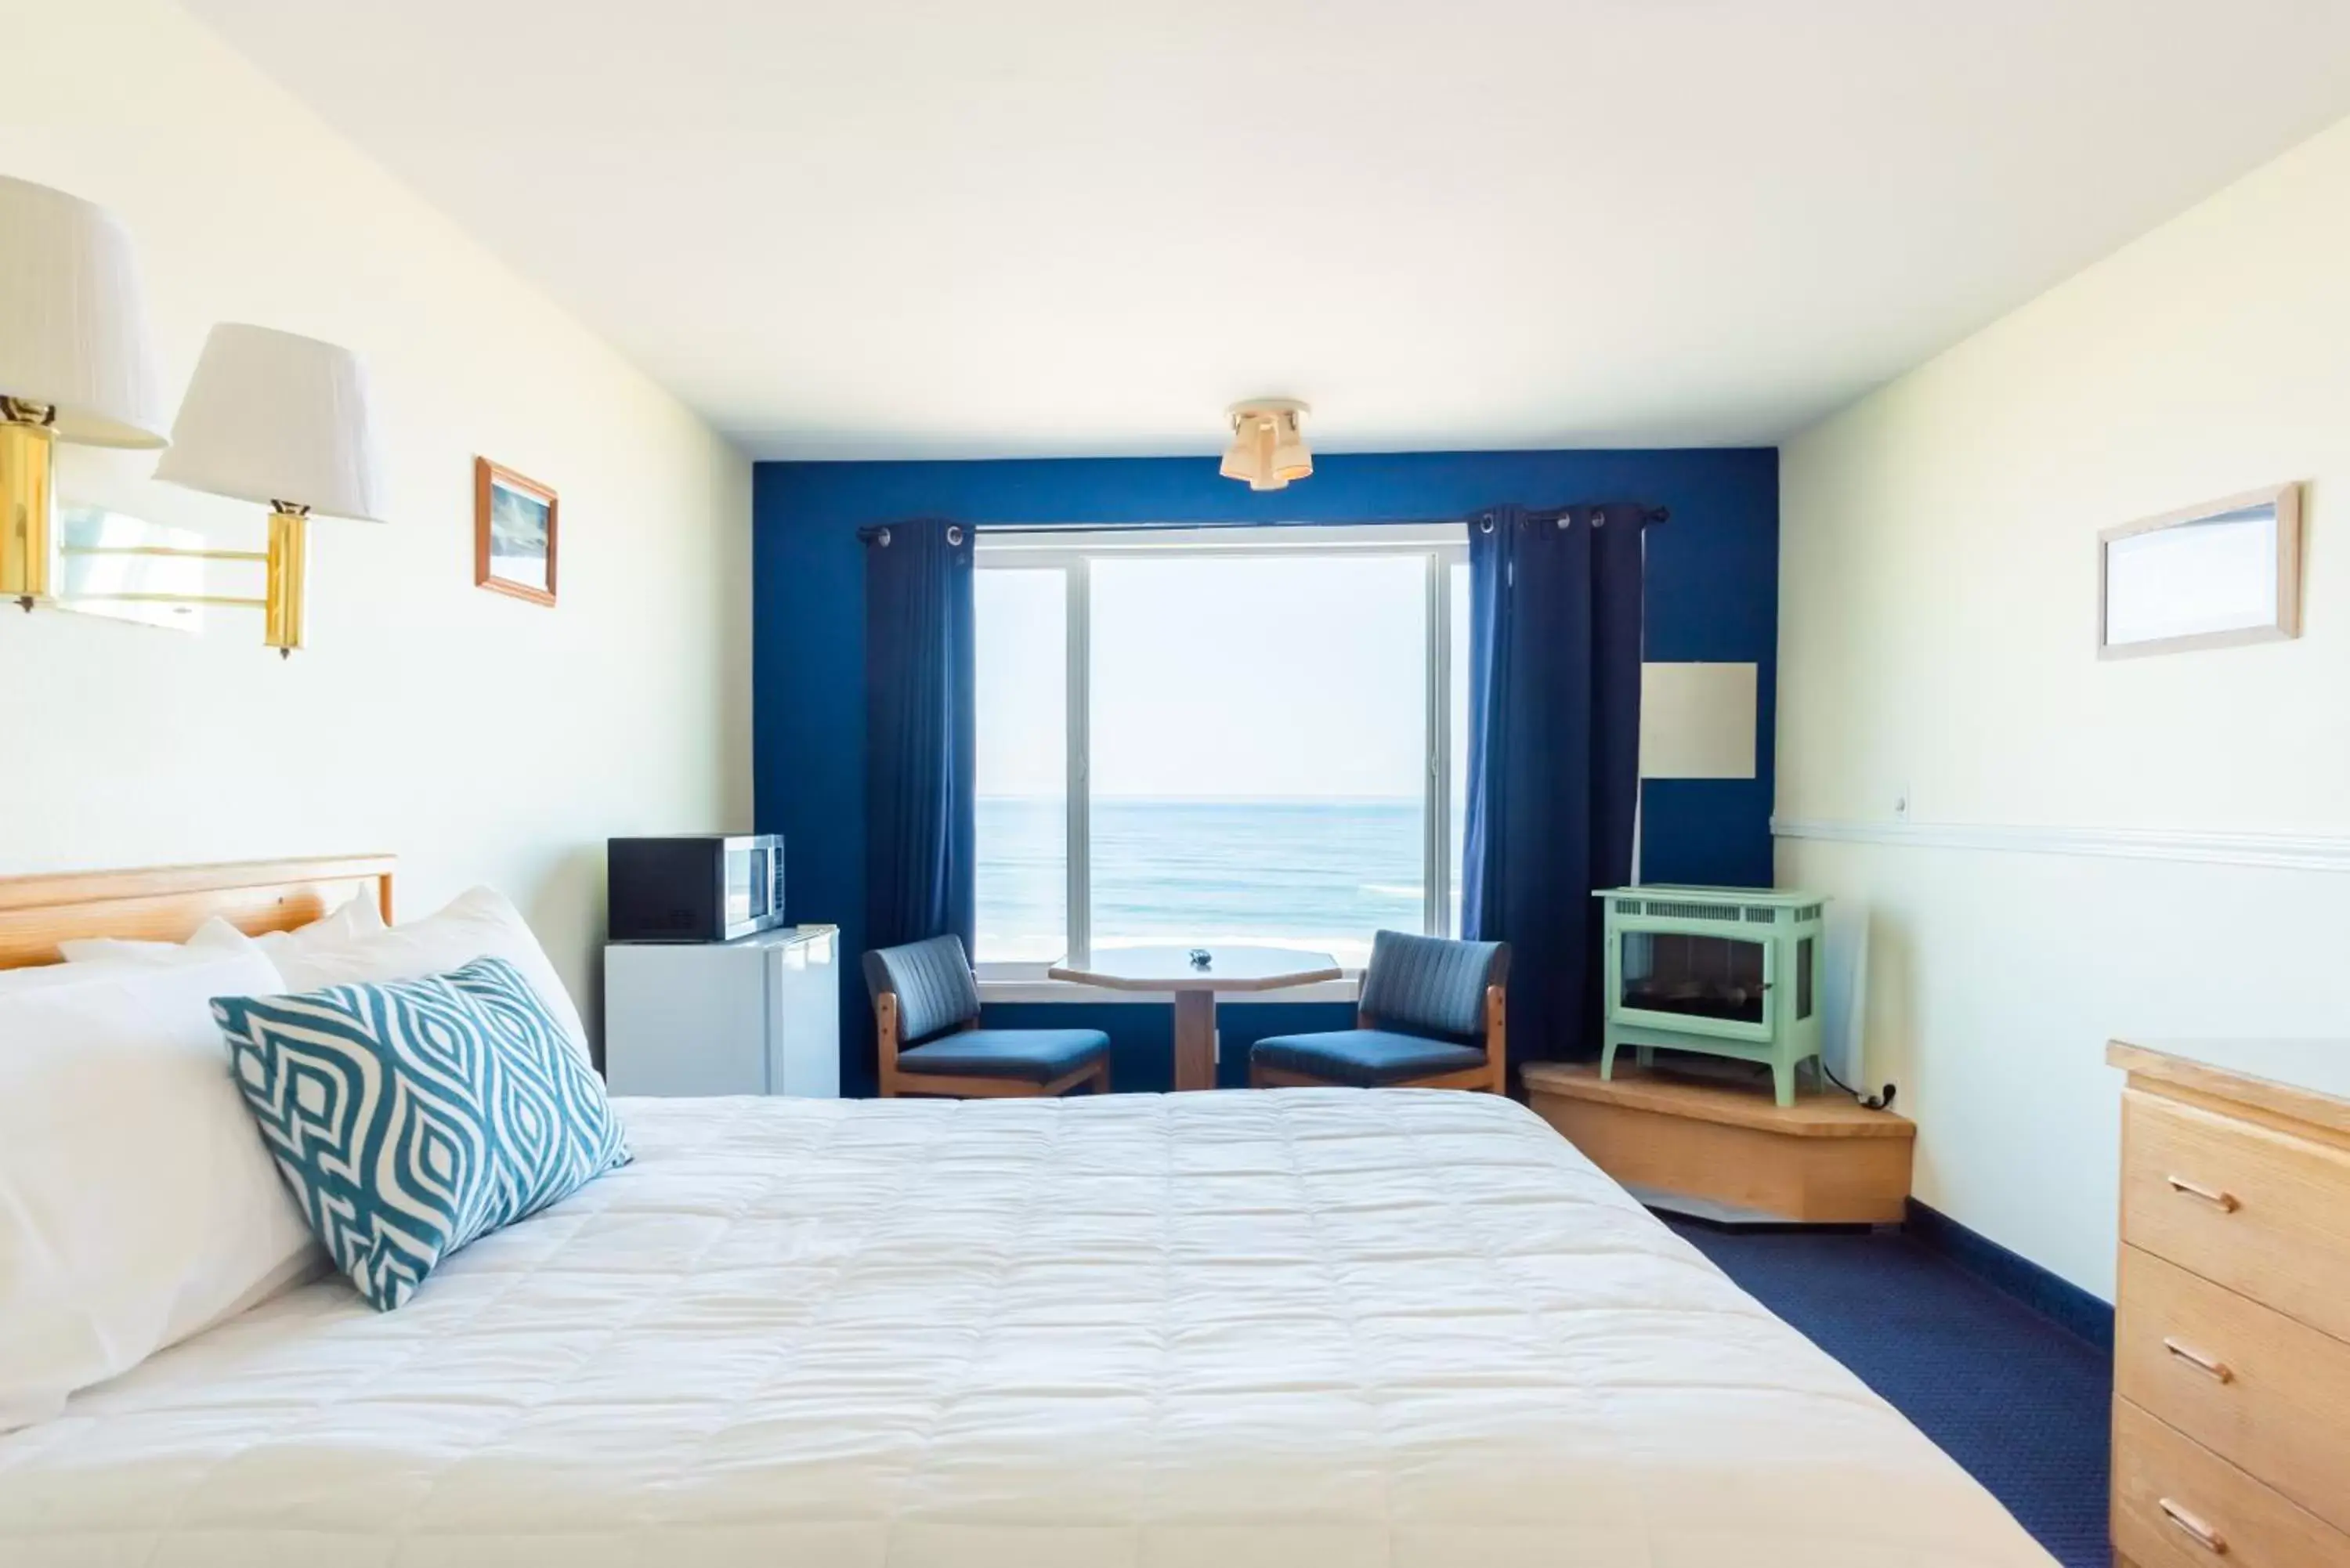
left=54, top=505, right=211, bottom=634
left=2098, top=482, right=2301, bottom=659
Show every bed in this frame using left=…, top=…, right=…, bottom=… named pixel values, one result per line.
left=0, top=858, right=2055, bottom=1566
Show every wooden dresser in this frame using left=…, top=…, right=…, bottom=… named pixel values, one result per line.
left=2106, top=1039, right=2350, bottom=1568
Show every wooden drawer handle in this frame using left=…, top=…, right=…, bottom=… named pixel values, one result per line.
left=2166, top=1175, right=2240, bottom=1212
left=2160, top=1498, right=2229, bottom=1555
left=2163, top=1337, right=2234, bottom=1383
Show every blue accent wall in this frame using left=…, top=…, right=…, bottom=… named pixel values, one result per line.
left=754, top=448, right=1778, bottom=1095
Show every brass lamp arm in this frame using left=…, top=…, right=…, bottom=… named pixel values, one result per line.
left=45, top=507, right=311, bottom=657
left=63, top=544, right=269, bottom=563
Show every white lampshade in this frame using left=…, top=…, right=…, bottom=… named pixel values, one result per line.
left=0, top=175, right=168, bottom=446
left=155, top=323, right=386, bottom=521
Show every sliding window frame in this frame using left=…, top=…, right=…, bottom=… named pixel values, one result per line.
left=973, top=523, right=1469, bottom=988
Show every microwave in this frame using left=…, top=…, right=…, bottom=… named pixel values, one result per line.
left=607, top=834, right=786, bottom=943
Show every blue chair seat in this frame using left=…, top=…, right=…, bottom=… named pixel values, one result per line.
left=898, top=1028, right=1111, bottom=1084
left=1250, top=1028, right=1487, bottom=1088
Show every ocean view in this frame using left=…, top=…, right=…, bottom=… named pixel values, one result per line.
left=977, top=796, right=1460, bottom=966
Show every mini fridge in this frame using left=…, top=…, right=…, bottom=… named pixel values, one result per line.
left=602, top=925, right=841, bottom=1097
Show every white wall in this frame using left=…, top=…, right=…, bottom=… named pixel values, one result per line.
left=1778, top=112, right=2350, bottom=1298
left=0, top=0, right=753, bottom=1032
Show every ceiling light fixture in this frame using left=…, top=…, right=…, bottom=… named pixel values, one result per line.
left=1219, top=399, right=1311, bottom=491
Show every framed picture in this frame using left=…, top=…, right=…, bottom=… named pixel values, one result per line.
left=2098, top=482, right=2301, bottom=659
left=474, top=457, right=558, bottom=606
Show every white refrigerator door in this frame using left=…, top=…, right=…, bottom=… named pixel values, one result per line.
left=767, top=929, right=841, bottom=1098
left=605, top=944, right=768, bottom=1096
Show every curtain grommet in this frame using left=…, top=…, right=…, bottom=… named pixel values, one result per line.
left=946, top=524, right=964, bottom=547
left=875, top=527, right=891, bottom=547
left=1477, top=515, right=1495, bottom=534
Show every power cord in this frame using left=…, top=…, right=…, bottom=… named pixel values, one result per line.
left=1817, top=1058, right=1896, bottom=1112
left=1695, top=1053, right=1898, bottom=1113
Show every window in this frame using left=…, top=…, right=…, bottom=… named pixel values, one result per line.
left=971, top=568, right=1068, bottom=962
left=976, top=525, right=1469, bottom=974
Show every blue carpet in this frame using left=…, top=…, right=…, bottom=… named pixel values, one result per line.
left=1664, top=1216, right=2110, bottom=1566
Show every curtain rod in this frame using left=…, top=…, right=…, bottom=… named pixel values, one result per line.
left=1521, top=503, right=1670, bottom=526
left=857, top=504, right=1668, bottom=544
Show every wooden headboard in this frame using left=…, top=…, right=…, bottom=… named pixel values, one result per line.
left=0, top=855, right=396, bottom=971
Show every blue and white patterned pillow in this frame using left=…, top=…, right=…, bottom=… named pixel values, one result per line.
left=210, top=956, right=630, bottom=1311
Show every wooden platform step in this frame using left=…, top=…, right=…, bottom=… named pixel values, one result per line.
left=1523, top=1060, right=1915, bottom=1225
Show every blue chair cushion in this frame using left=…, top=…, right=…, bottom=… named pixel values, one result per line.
left=862, top=934, right=982, bottom=1042
left=1358, top=930, right=1506, bottom=1043
left=898, top=1028, right=1111, bottom=1083
left=1251, top=1028, right=1488, bottom=1088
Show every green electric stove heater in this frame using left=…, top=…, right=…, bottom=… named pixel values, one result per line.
left=1595, top=886, right=1828, bottom=1106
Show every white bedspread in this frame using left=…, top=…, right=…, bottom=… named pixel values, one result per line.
left=0, top=1090, right=2052, bottom=1566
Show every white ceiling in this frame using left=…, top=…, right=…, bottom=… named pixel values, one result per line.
left=183, top=0, right=2350, bottom=461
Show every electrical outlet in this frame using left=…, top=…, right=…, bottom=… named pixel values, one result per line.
left=1893, top=782, right=1912, bottom=823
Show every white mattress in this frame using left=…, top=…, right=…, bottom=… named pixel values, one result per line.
left=0, top=1090, right=2053, bottom=1566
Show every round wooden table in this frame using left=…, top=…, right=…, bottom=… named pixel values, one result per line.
left=1047, top=945, right=1344, bottom=1091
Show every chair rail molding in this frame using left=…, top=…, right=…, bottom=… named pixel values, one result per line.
left=1770, top=817, right=2350, bottom=876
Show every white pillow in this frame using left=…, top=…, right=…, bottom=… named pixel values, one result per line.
left=249, top=892, right=385, bottom=967
left=0, top=954, right=321, bottom=1433
left=57, top=916, right=267, bottom=968
left=56, top=895, right=382, bottom=973
left=0, top=963, right=121, bottom=993
left=265, top=886, right=591, bottom=1064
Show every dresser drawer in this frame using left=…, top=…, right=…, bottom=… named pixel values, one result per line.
left=2117, top=1245, right=2350, bottom=1534
left=2113, top=1399, right=2350, bottom=1567
left=2121, top=1088, right=2350, bottom=1342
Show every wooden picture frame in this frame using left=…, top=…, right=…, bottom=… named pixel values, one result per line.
left=2098, top=482, right=2301, bottom=659
left=474, top=457, right=559, bottom=606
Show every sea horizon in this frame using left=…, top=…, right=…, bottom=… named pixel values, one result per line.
left=976, top=794, right=1461, bottom=966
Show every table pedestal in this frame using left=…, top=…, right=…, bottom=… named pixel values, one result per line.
left=1172, top=988, right=1217, bottom=1092
left=1044, top=946, right=1343, bottom=1096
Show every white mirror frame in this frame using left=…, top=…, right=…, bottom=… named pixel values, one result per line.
left=2098, top=482, right=2302, bottom=660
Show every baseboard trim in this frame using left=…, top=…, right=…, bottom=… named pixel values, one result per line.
left=1902, top=1199, right=2114, bottom=1353
left=1772, top=816, right=2350, bottom=875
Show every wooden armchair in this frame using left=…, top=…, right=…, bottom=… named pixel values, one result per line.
left=865, top=934, right=1111, bottom=1098
left=1249, top=931, right=1509, bottom=1093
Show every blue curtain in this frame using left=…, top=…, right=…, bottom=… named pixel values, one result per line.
left=863, top=518, right=976, bottom=967
left=1462, top=502, right=1644, bottom=1071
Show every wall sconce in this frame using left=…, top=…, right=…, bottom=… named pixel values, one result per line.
left=0, top=176, right=171, bottom=608
left=119, top=324, right=386, bottom=656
